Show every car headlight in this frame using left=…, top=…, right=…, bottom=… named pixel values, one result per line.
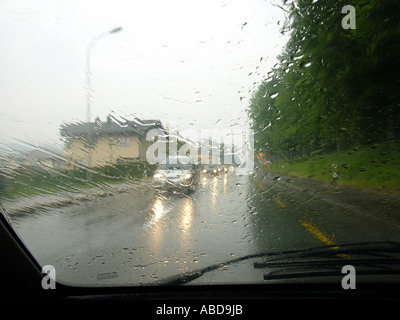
left=154, top=173, right=164, bottom=179
left=182, top=173, right=192, bottom=180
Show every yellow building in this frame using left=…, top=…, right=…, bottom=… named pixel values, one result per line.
left=60, top=116, right=165, bottom=168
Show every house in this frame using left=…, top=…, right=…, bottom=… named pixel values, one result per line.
left=60, top=115, right=165, bottom=168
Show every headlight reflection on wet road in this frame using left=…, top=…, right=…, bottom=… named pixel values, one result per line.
left=180, top=198, right=194, bottom=235
left=152, top=198, right=165, bottom=223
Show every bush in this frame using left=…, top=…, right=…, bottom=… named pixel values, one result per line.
left=96, top=162, right=157, bottom=180
left=0, top=161, right=157, bottom=200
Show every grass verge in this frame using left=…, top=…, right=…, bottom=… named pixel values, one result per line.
left=266, top=141, right=400, bottom=194
left=0, top=162, right=156, bottom=201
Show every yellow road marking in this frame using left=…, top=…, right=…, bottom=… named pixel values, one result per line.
left=255, top=182, right=267, bottom=191
left=301, top=220, right=337, bottom=247
left=254, top=180, right=348, bottom=258
left=273, top=197, right=286, bottom=208
left=300, top=220, right=348, bottom=259
left=254, top=181, right=285, bottom=208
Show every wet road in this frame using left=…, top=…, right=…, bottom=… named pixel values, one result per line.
left=8, top=169, right=400, bottom=286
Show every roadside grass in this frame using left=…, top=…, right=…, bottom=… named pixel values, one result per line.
left=266, top=141, right=400, bottom=194
left=0, top=162, right=156, bottom=201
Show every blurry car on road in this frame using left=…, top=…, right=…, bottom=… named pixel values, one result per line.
left=153, top=156, right=200, bottom=194
left=202, top=163, right=222, bottom=176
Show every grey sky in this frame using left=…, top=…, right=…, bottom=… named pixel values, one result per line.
left=0, top=0, right=289, bottom=151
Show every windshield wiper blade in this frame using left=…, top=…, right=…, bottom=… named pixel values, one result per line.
left=271, top=241, right=400, bottom=259
left=259, top=242, right=400, bottom=281
left=254, top=258, right=400, bottom=269
left=153, top=241, right=400, bottom=286
left=250, top=241, right=400, bottom=267
left=153, top=252, right=269, bottom=286
left=264, top=269, right=400, bottom=281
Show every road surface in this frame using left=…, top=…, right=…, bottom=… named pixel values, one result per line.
left=6, top=168, right=400, bottom=286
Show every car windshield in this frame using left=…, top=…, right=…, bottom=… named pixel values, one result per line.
left=1, top=0, right=399, bottom=289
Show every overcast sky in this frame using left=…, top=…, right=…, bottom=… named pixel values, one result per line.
left=0, top=0, right=289, bottom=152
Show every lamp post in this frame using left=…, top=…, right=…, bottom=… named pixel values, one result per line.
left=85, top=27, right=122, bottom=171
left=86, top=26, right=123, bottom=123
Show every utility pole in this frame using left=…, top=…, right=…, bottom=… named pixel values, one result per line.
left=85, top=26, right=123, bottom=171
left=86, top=27, right=123, bottom=123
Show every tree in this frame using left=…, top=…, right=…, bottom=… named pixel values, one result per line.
left=247, top=0, right=400, bottom=159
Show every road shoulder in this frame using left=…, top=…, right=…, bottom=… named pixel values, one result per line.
left=258, top=170, right=400, bottom=228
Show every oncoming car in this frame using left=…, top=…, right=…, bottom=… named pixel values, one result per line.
left=202, top=163, right=223, bottom=176
left=153, top=157, right=199, bottom=194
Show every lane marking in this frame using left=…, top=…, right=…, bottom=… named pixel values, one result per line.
left=255, top=181, right=267, bottom=192
left=273, top=197, right=286, bottom=208
left=300, top=220, right=337, bottom=247
left=254, top=181, right=286, bottom=208
left=300, top=220, right=348, bottom=258
left=255, top=177, right=348, bottom=258
left=255, top=178, right=348, bottom=259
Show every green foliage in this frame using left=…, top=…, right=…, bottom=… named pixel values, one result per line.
left=248, top=0, right=400, bottom=158
left=266, top=141, right=400, bottom=193
left=96, top=162, right=157, bottom=180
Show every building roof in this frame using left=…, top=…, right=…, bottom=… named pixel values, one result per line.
left=60, top=116, right=164, bottom=138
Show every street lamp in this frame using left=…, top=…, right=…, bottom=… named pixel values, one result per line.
left=85, top=27, right=123, bottom=171
left=86, top=26, right=123, bottom=123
